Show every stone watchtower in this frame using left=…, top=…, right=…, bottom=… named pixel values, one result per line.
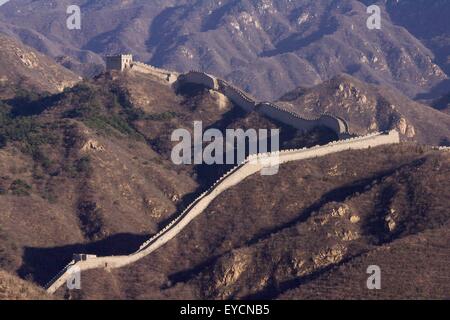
left=105, top=54, right=133, bottom=71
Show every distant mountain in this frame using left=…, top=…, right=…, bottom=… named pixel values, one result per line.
left=0, top=0, right=448, bottom=101
left=360, top=0, right=450, bottom=100
left=278, top=74, right=450, bottom=145
left=0, top=33, right=81, bottom=98
left=363, top=0, right=450, bottom=77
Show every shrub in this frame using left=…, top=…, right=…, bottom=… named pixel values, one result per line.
left=75, top=156, right=92, bottom=175
left=0, top=104, right=59, bottom=161
left=9, top=179, right=32, bottom=196
left=77, top=200, right=105, bottom=240
left=61, top=82, right=144, bottom=140
left=146, top=111, right=178, bottom=121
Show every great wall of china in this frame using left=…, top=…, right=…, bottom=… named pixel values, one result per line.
left=45, top=130, right=401, bottom=293
left=111, top=56, right=350, bottom=138
left=177, top=71, right=350, bottom=138
left=131, top=61, right=179, bottom=84
left=44, top=59, right=449, bottom=294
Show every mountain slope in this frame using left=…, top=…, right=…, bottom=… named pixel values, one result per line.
left=279, top=225, right=450, bottom=299
left=56, top=144, right=450, bottom=299
left=0, top=33, right=81, bottom=98
left=365, top=0, right=450, bottom=79
left=0, top=42, right=448, bottom=299
left=0, top=65, right=339, bottom=290
left=0, top=0, right=448, bottom=101
left=278, top=74, right=450, bottom=145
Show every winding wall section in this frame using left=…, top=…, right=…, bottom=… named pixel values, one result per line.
left=45, top=130, right=400, bottom=294
left=178, top=71, right=350, bottom=137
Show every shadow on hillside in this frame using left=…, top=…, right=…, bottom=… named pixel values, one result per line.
left=175, top=82, right=210, bottom=98
left=166, top=170, right=389, bottom=287
left=260, top=19, right=338, bottom=58
left=245, top=157, right=427, bottom=248
left=17, top=232, right=149, bottom=286
left=5, top=90, right=63, bottom=117
left=415, top=79, right=450, bottom=103
left=244, top=251, right=368, bottom=300
left=166, top=157, right=427, bottom=289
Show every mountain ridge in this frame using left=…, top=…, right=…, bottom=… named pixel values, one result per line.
left=1, top=0, right=448, bottom=101
left=0, top=33, right=81, bottom=99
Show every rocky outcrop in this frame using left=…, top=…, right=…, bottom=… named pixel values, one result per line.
left=81, top=139, right=105, bottom=153
left=395, top=117, right=416, bottom=138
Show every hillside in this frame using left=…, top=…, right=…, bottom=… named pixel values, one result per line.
left=0, top=33, right=81, bottom=99
left=367, top=0, right=450, bottom=88
left=0, top=0, right=448, bottom=101
left=0, top=269, right=51, bottom=300
left=280, top=225, right=450, bottom=299
left=278, top=74, right=450, bottom=145
left=51, top=144, right=450, bottom=299
left=0, top=45, right=448, bottom=298
left=0, top=68, right=340, bottom=289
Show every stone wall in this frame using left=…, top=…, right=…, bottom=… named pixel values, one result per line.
left=131, top=61, right=178, bottom=83
left=45, top=130, right=400, bottom=294
left=178, top=71, right=219, bottom=90
left=218, top=79, right=256, bottom=112
left=125, top=67, right=350, bottom=137
left=178, top=71, right=350, bottom=137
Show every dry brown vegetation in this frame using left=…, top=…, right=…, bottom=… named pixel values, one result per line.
left=0, top=269, right=52, bottom=300
left=0, top=70, right=335, bottom=296
left=0, top=34, right=80, bottom=99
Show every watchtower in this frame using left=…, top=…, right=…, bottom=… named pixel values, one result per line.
left=105, top=54, right=133, bottom=71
